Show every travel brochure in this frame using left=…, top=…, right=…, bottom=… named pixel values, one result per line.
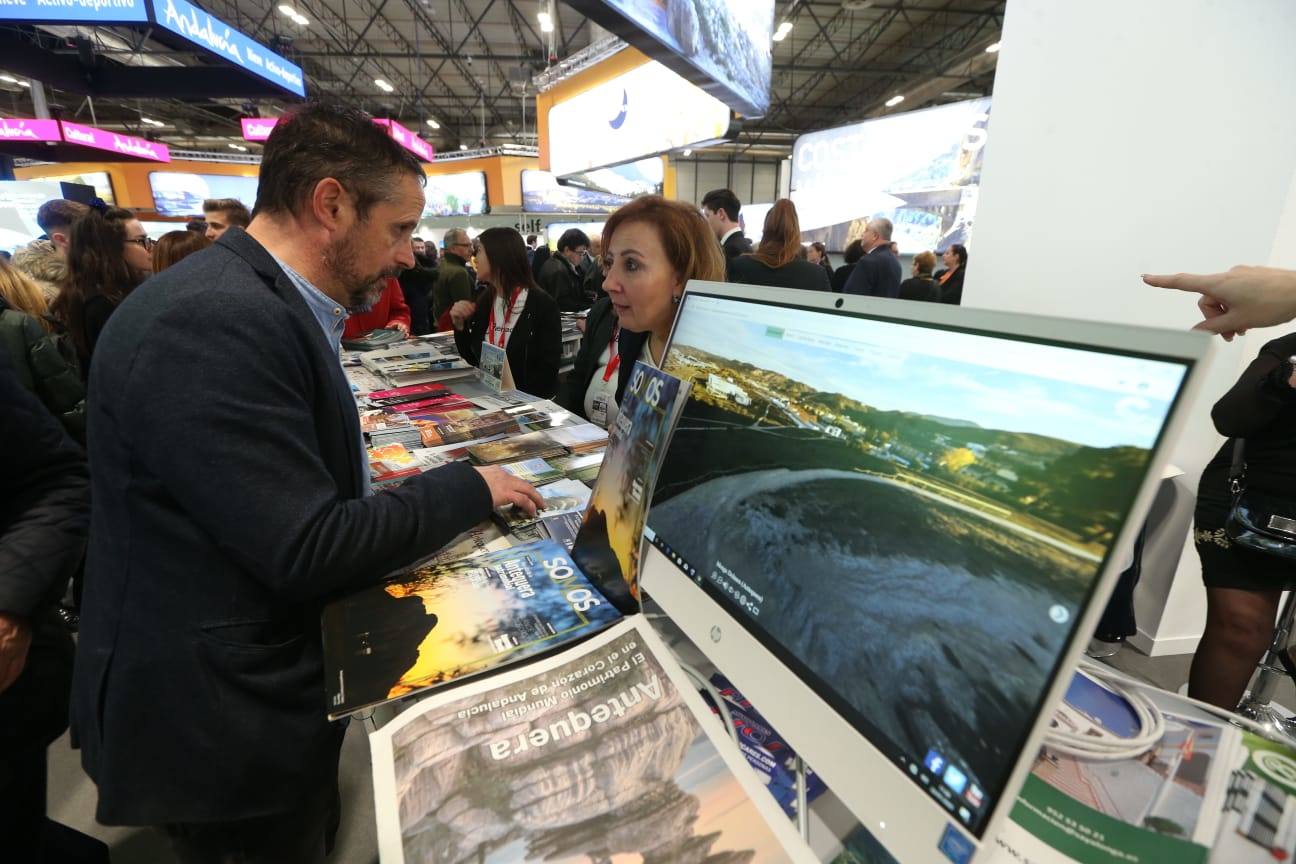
left=367, top=619, right=815, bottom=863
left=321, top=540, right=621, bottom=719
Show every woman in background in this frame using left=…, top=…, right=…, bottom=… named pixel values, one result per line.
left=152, top=230, right=212, bottom=273
left=935, top=243, right=967, bottom=304
left=450, top=227, right=562, bottom=398
left=52, top=206, right=152, bottom=377
left=807, top=241, right=834, bottom=279
left=899, top=251, right=941, bottom=302
left=560, top=195, right=725, bottom=428
left=831, top=239, right=865, bottom=293
left=0, top=258, right=85, bottom=441
left=728, top=200, right=831, bottom=292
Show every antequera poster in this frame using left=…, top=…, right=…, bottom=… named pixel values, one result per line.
left=369, top=619, right=815, bottom=863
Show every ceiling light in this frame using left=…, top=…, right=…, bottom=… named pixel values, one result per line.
left=773, top=21, right=793, bottom=42
left=374, top=78, right=394, bottom=93
left=885, top=94, right=905, bottom=107
left=291, top=12, right=308, bottom=25
left=229, top=143, right=248, bottom=152
left=277, top=3, right=295, bottom=14
left=538, top=11, right=553, bottom=33
left=426, top=119, right=440, bottom=129
left=681, top=148, right=692, bottom=157
left=0, top=75, right=18, bottom=84
left=459, top=143, right=468, bottom=151
left=17, top=80, right=30, bottom=88
left=985, top=41, right=1000, bottom=53
left=141, top=117, right=167, bottom=127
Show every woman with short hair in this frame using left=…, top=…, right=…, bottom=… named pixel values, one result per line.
left=559, top=195, right=725, bottom=427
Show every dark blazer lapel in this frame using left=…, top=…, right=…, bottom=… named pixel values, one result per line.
left=216, top=228, right=366, bottom=497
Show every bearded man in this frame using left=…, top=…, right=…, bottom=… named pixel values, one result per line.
left=70, top=103, right=543, bottom=863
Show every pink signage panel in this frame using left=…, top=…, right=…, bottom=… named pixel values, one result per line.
left=59, top=121, right=170, bottom=162
left=0, top=118, right=62, bottom=143
left=373, top=118, right=434, bottom=162
left=240, top=117, right=279, bottom=141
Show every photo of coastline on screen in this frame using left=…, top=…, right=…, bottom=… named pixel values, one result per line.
left=645, top=295, right=1190, bottom=835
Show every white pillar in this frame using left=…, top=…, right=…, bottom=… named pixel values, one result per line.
left=966, top=0, right=1296, bottom=655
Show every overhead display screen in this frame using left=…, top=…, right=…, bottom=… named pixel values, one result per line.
left=548, top=60, right=731, bottom=177
left=646, top=291, right=1191, bottom=837
left=422, top=172, right=488, bottom=217
left=566, top=0, right=774, bottom=118
left=791, top=98, right=991, bottom=254
left=522, top=158, right=663, bottom=214
left=150, top=172, right=258, bottom=217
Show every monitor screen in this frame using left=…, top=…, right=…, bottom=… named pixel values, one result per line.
left=0, top=179, right=64, bottom=253
left=422, top=171, right=488, bottom=217
left=791, top=98, right=991, bottom=254
left=544, top=221, right=606, bottom=250
left=521, top=159, right=664, bottom=214
left=150, top=172, right=258, bottom=217
left=644, top=291, right=1192, bottom=838
left=37, top=171, right=115, bottom=205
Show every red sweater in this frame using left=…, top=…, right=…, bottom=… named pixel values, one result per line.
left=342, top=277, right=412, bottom=338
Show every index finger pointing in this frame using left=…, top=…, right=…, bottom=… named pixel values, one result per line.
left=1142, top=272, right=1228, bottom=295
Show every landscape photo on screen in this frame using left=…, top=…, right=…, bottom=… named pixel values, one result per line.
left=148, top=171, right=258, bottom=217
left=382, top=622, right=800, bottom=863
left=421, top=171, right=488, bottom=217
left=645, top=295, right=1189, bottom=833
left=791, top=97, right=990, bottom=253
left=578, top=0, right=774, bottom=117
left=522, top=158, right=664, bottom=214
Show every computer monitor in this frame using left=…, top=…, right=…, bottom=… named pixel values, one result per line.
left=641, top=283, right=1210, bottom=862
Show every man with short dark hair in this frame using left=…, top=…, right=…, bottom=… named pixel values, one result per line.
left=35, top=199, right=90, bottom=257
left=71, top=103, right=542, bottom=861
left=432, top=228, right=475, bottom=330
left=202, top=197, right=252, bottom=241
left=538, top=228, right=590, bottom=311
left=701, top=188, right=752, bottom=263
left=843, top=218, right=902, bottom=298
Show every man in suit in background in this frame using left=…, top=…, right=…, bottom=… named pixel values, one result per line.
left=701, top=189, right=752, bottom=271
left=71, top=103, right=542, bottom=863
left=843, top=218, right=903, bottom=298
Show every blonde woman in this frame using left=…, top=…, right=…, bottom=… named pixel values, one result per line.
left=0, top=257, right=85, bottom=441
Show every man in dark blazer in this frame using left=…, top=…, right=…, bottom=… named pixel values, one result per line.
left=701, top=189, right=752, bottom=270
left=71, top=103, right=542, bottom=862
left=843, top=217, right=903, bottom=298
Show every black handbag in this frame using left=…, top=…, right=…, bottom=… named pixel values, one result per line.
left=1226, top=439, right=1296, bottom=560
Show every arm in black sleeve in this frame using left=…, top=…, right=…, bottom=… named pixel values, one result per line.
left=126, top=298, right=492, bottom=601
left=453, top=302, right=488, bottom=368
left=526, top=295, right=562, bottom=398
left=1212, top=337, right=1296, bottom=438
left=0, top=351, right=89, bottom=617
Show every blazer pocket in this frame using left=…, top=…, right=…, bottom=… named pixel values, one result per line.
left=197, top=620, right=320, bottom=715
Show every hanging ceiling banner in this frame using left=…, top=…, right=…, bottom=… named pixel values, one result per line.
left=373, top=119, right=435, bottom=162
left=0, top=0, right=148, bottom=24
left=60, top=121, right=171, bottom=161
left=241, top=118, right=277, bottom=141
left=149, top=0, right=306, bottom=97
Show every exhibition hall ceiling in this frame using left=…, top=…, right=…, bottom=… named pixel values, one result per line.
left=0, top=0, right=1003, bottom=158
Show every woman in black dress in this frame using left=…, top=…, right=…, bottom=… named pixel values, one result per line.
left=1189, top=332, right=1296, bottom=709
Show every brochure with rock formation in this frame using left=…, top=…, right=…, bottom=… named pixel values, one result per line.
left=368, top=618, right=816, bottom=864
left=322, top=540, right=621, bottom=719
